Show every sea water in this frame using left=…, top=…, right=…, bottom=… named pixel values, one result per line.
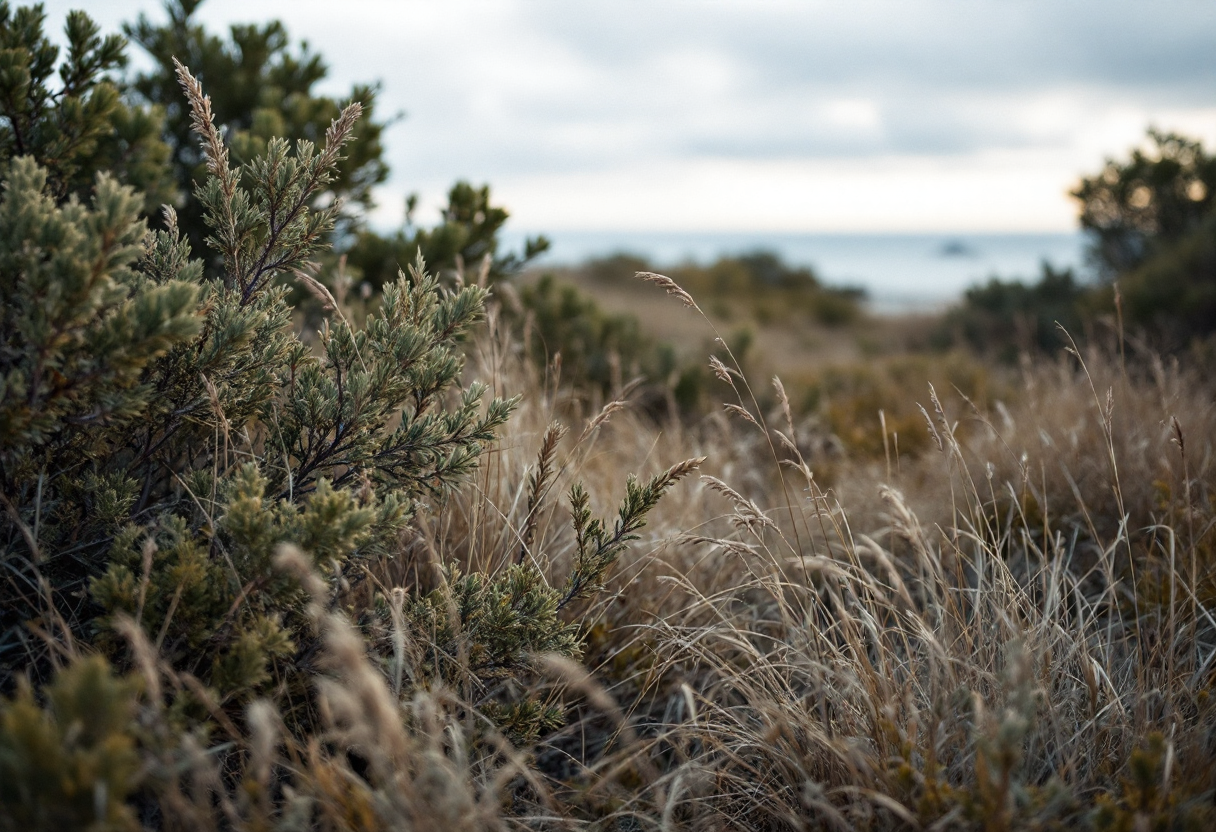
left=507, top=230, right=1089, bottom=314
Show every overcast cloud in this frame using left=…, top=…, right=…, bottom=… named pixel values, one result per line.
left=47, top=1, right=1216, bottom=232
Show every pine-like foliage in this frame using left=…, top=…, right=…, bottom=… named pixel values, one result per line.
left=0, top=2, right=173, bottom=211
left=0, top=8, right=702, bottom=824
left=348, top=181, right=551, bottom=291
left=401, top=457, right=703, bottom=744
left=124, top=0, right=390, bottom=252
left=0, top=39, right=697, bottom=764
left=0, top=656, right=140, bottom=831
left=0, top=60, right=514, bottom=709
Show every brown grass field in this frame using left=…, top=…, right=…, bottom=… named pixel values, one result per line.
left=164, top=279, right=1214, bottom=829
left=7, top=269, right=1215, bottom=830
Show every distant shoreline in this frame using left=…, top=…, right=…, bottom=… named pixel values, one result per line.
left=506, top=230, right=1087, bottom=313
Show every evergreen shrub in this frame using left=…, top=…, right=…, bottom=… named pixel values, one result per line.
left=0, top=35, right=698, bottom=809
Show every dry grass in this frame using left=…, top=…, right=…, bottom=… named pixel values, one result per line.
left=375, top=290, right=1214, bottom=829
left=9, top=286, right=1213, bottom=831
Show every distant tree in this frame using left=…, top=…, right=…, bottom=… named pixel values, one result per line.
left=938, top=129, right=1216, bottom=359
left=1069, top=128, right=1216, bottom=346
left=1072, top=129, right=1216, bottom=279
left=346, top=181, right=550, bottom=291
left=123, top=0, right=390, bottom=251
left=935, top=263, right=1089, bottom=361
left=1116, top=212, right=1216, bottom=348
left=124, top=2, right=550, bottom=302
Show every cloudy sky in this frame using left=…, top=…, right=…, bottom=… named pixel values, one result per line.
left=49, top=1, right=1216, bottom=234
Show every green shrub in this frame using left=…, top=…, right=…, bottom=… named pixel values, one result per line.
left=668, top=249, right=866, bottom=326
left=1073, top=129, right=1216, bottom=279
left=518, top=274, right=650, bottom=396
left=0, top=2, right=173, bottom=212
left=347, top=181, right=550, bottom=292
left=940, top=129, right=1216, bottom=362
left=1116, top=212, right=1216, bottom=348
left=935, top=262, right=1092, bottom=361
left=0, top=656, right=141, bottom=832
left=0, top=51, right=696, bottom=761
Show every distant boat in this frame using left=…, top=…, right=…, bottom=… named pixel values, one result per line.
left=938, top=239, right=977, bottom=258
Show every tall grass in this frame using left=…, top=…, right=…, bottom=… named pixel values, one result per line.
left=5, top=283, right=1213, bottom=830
left=403, top=285, right=1215, bottom=829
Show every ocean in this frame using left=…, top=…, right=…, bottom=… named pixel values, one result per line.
left=507, top=230, right=1089, bottom=313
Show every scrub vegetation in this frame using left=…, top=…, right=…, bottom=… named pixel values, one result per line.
left=1, top=4, right=1214, bottom=830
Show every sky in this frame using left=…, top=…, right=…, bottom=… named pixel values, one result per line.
left=44, top=1, right=1216, bottom=236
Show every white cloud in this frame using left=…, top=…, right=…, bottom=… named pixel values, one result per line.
left=486, top=150, right=1081, bottom=233
left=821, top=99, right=883, bottom=133
left=40, top=0, right=1216, bottom=232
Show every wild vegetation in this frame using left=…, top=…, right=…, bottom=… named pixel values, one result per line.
left=939, top=129, right=1216, bottom=357
left=1, top=3, right=1215, bottom=831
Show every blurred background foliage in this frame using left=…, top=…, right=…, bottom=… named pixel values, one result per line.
left=942, top=129, right=1216, bottom=358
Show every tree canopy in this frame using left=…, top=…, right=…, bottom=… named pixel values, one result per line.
left=1072, top=128, right=1216, bottom=279
left=0, top=1, right=172, bottom=210
left=123, top=0, right=390, bottom=252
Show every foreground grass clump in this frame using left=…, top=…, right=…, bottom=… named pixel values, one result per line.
left=505, top=272, right=1211, bottom=829
left=636, top=358, right=1216, bottom=830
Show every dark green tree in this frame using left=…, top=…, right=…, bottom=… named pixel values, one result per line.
left=0, top=2, right=172, bottom=210
left=940, top=129, right=1216, bottom=358
left=1115, top=211, right=1216, bottom=347
left=1072, top=128, right=1216, bottom=279
left=935, top=263, right=1089, bottom=361
left=1069, top=129, right=1216, bottom=345
left=123, top=0, right=390, bottom=252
